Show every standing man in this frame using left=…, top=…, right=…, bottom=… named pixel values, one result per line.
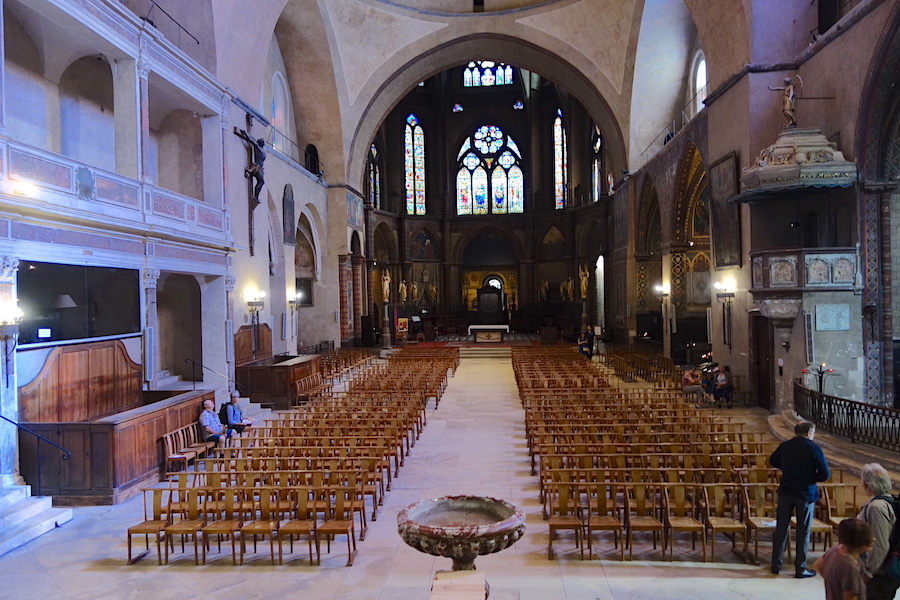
left=770, top=420, right=830, bottom=578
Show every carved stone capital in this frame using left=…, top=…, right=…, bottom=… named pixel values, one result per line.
left=137, top=58, right=150, bottom=80
left=754, top=297, right=802, bottom=320
left=142, top=268, right=160, bottom=288
left=225, top=275, right=237, bottom=292
left=0, top=258, right=19, bottom=285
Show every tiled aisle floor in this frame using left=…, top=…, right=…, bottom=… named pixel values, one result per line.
left=0, top=358, right=830, bottom=599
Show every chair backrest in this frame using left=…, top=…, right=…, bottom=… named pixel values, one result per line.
left=627, top=484, right=663, bottom=517
left=704, top=484, right=742, bottom=520
left=742, top=483, right=777, bottom=518
left=664, top=484, right=696, bottom=518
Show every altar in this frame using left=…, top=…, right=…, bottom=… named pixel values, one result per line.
left=467, top=324, right=510, bottom=343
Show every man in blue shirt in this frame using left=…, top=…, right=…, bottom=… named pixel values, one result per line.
left=769, top=420, right=830, bottom=578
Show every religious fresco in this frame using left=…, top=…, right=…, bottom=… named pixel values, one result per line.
left=408, top=230, right=438, bottom=259
left=282, top=184, right=295, bottom=245
left=708, top=152, right=741, bottom=268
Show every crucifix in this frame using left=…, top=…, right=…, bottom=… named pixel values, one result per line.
left=234, top=113, right=267, bottom=256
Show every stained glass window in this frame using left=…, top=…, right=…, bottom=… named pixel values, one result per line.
left=455, top=125, right=524, bottom=215
left=464, top=61, right=514, bottom=87
left=452, top=103, right=463, bottom=113
left=513, top=100, right=524, bottom=110
left=367, top=144, right=380, bottom=209
left=473, top=167, right=488, bottom=215
left=591, top=125, right=604, bottom=202
left=405, top=114, right=425, bottom=215
left=554, top=109, right=567, bottom=209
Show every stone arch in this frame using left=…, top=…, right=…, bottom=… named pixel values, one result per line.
left=372, top=221, right=399, bottom=265
left=452, top=225, right=524, bottom=266
left=295, top=213, right=317, bottom=279
left=58, top=55, right=115, bottom=172
left=636, top=174, right=663, bottom=256
left=672, top=141, right=708, bottom=245
left=535, top=225, right=567, bottom=263
left=348, top=34, right=626, bottom=194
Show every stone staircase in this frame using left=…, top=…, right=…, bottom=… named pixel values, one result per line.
left=0, top=485, right=73, bottom=558
left=458, top=346, right=512, bottom=359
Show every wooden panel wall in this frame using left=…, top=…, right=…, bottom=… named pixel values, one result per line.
left=19, top=389, right=213, bottom=505
left=234, top=324, right=273, bottom=366
left=19, top=339, right=142, bottom=423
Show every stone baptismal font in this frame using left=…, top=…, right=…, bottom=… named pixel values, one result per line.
left=397, top=495, right=526, bottom=598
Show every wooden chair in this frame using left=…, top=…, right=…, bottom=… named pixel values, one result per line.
left=585, top=482, right=623, bottom=560
left=318, top=487, right=358, bottom=566
left=743, top=483, right=779, bottom=565
left=664, top=484, right=706, bottom=561
left=201, top=487, right=243, bottom=565
left=546, top=481, right=584, bottom=559
left=278, top=488, right=320, bottom=565
left=127, top=488, right=171, bottom=565
left=703, top=484, right=748, bottom=563
left=624, top=484, right=665, bottom=560
left=240, top=487, right=281, bottom=564
left=823, top=484, right=859, bottom=529
left=163, top=488, right=206, bottom=564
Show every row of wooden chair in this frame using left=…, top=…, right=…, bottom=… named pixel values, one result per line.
left=128, top=485, right=360, bottom=567
left=544, top=481, right=859, bottom=563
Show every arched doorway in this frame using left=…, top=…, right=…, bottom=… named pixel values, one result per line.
left=157, top=273, right=202, bottom=381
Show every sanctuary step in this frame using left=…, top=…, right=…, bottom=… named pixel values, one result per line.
left=458, top=346, right=512, bottom=359
left=0, top=485, right=73, bottom=558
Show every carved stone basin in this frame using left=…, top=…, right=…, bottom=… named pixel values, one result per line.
left=397, top=495, right=526, bottom=572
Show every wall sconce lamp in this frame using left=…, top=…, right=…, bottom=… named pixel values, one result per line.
left=0, top=302, right=24, bottom=388
left=714, top=283, right=734, bottom=348
left=246, top=294, right=265, bottom=355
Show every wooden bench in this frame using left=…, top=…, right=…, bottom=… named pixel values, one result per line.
left=160, top=424, right=216, bottom=480
left=294, top=373, right=333, bottom=405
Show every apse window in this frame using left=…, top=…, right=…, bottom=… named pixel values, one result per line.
left=693, top=52, right=708, bottom=115
left=456, top=125, right=524, bottom=215
left=463, top=61, right=514, bottom=87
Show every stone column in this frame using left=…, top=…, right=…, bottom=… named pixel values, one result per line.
left=0, top=0, right=8, bottom=136
left=137, top=58, right=153, bottom=184
left=112, top=57, right=140, bottom=179
left=338, top=255, right=351, bottom=345
left=351, top=255, right=364, bottom=346
left=861, top=182, right=898, bottom=406
left=224, top=274, right=237, bottom=381
left=143, top=268, right=160, bottom=390
left=0, top=257, right=22, bottom=487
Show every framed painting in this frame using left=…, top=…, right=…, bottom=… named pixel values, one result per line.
left=708, top=152, right=741, bottom=268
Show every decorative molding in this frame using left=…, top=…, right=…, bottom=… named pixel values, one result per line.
left=142, top=268, right=160, bottom=288
left=0, top=257, right=19, bottom=284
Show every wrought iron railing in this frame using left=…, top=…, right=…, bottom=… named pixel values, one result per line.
left=184, top=358, right=243, bottom=393
left=793, top=381, right=900, bottom=452
left=0, top=415, right=71, bottom=497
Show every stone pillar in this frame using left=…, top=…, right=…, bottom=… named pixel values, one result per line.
left=112, top=57, right=140, bottom=179
left=0, top=257, right=22, bottom=487
left=351, top=255, right=364, bottom=346
left=0, top=0, right=8, bottom=136
left=137, top=58, right=153, bottom=184
left=224, top=274, right=237, bottom=382
left=143, top=268, right=160, bottom=390
left=338, top=255, right=352, bottom=345
left=861, top=182, right=898, bottom=406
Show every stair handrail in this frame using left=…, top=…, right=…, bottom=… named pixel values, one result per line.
left=184, top=358, right=244, bottom=393
left=0, top=414, right=71, bottom=498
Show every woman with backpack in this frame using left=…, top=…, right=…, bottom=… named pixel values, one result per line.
left=858, top=463, right=900, bottom=600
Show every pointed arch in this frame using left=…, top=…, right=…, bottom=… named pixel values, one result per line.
left=672, top=141, right=708, bottom=245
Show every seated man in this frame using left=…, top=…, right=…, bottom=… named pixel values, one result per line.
left=199, top=398, right=231, bottom=447
left=681, top=367, right=709, bottom=405
left=225, top=390, right=255, bottom=434
left=712, top=364, right=734, bottom=408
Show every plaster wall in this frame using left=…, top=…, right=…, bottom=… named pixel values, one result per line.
left=803, top=291, right=865, bottom=401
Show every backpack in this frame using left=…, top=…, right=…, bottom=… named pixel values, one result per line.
left=218, top=403, right=230, bottom=426
left=874, top=494, right=900, bottom=580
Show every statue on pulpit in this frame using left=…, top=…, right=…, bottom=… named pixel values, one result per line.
left=768, top=75, right=802, bottom=128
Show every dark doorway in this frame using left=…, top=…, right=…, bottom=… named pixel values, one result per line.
left=751, top=314, right=775, bottom=411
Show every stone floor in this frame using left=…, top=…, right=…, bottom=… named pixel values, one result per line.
left=0, top=357, right=851, bottom=599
